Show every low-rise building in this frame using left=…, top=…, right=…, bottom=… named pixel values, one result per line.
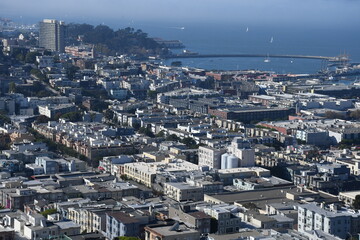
left=168, top=205, right=211, bottom=234
left=217, top=167, right=271, bottom=185
left=106, top=212, right=140, bottom=239
left=198, top=146, right=226, bottom=169
left=38, top=104, right=77, bottom=119
left=201, top=204, right=242, bottom=235
left=145, top=223, right=200, bottom=240
left=339, top=190, right=360, bottom=206
left=298, top=203, right=360, bottom=239
left=123, top=162, right=157, bottom=188
left=164, top=182, right=203, bottom=202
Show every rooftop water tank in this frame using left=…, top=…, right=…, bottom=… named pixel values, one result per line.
left=221, top=153, right=230, bottom=169
left=227, top=155, right=239, bottom=169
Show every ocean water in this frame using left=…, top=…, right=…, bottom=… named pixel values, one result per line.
left=16, top=15, right=360, bottom=74
left=119, top=21, right=360, bottom=74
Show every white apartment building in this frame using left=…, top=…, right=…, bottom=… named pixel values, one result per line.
left=198, top=146, right=226, bottom=169
left=227, top=138, right=255, bottom=167
left=298, top=203, right=360, bottom=239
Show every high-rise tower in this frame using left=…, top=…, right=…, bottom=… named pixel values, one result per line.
left=39, top=19, right=65, bottom=52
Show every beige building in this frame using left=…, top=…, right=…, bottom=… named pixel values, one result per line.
left=336, top=159, right=360, bottom=176
left=339, top=190, right=360, bottom=206
left=123, top=162, right=157, bottom=187
left=217, top=167, right=271, bottom=185
left=123, top=160, right=198, bottom=188
left=145, top=223, right=200, bottom=240
left=143, top=151, right=168, bottom=162
left=164, top=182, right=203, bottom=202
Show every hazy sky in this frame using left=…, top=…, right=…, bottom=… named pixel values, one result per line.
left=1, top=0, right=359, bottom=27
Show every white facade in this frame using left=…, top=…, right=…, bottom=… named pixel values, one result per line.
left=198, top=146, right=225, bottom=169
left=110, top=89, right=128, bottom=100
left=298, top=203, right=360, bottom=239
left=227, top=138, right=255, bottom=167
left=36, top=55, right=54, bottom=68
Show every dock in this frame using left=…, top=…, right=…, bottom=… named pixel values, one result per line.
left=166, top=53, right=349, bottom=62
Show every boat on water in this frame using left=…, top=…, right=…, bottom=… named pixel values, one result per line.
left=264, top=54, right=270, bottom=63
left=270, top=37, right=274, bottom=43
left=182, top=49, right=199, bottom=56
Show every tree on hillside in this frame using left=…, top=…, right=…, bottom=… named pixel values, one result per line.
left=353, top=195, right=360, bottom=210
left=324, top=111, right=346, bottom=120
left=63, top=64, right=80, bottom=80
left=30, top=68, right=47, bottom=82
left=60, top=111, right=83, bottom=122
left=166, top=134, right=180, bottom=142
left=36, top=115, right=50, bottom=124
left=8, top=82, right=16, bottom=93
left=104, top=109, right=114, bottom=120
left=138, top=127, right=155, bottom=138
left=113, top=237, right=140, bottom=240
left=25, top=51, right=41, bottom=64
left=147, top=90, right=157, bottom=100
left=40, top=208, right=57, bottom=217
left=350, top=110, right=360, bottom=120
left=181, top=137, right=198, bottom=149
left=66, top=23, right=167, bottom=57
left=84, top=25, right=114, bottom=44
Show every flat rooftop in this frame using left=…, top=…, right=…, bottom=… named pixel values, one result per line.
left=147, top=223, right=199, bottom=236
left=339, top=190, right=360, bottom=199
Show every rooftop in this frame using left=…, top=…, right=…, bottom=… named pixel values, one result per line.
left=107, top=212, right=139, bottom=224
left=146, top=223, right=199, bottom=236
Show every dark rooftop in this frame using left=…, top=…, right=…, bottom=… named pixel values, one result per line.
left=107, top=211, right=139, bottom=224
left=187, top=211, right=211, bottom=219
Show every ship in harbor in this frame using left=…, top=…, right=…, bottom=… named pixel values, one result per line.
left=152, top=37, right=185, bottom=48
left=334, top=64, right=360, bottom=77
left=182, top=49, right=199, bottom=56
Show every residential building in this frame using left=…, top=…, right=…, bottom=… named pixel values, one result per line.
left=227, top=138, right=255, bottom=167
left=298, top=203, right=360, bottom=239
left=106, top=212, right=140, bottom=239
left=163, top=182, right=203, bottom=202
left=123, top=162, right=157, bottom=188
left=198, top=146, right=226, bottom=169
left=217, top=167, right=271, bottom=185
left=39, top=19, right=66, bottom=52
left=168, top=205, right=211, bottom=234
left=339, top=190, right=360, bottom=206
left=201, top=205, right=242, bottom=235
left=144, top=223, right=200, bottom=240
left=38, top=104, right=77, bottom=119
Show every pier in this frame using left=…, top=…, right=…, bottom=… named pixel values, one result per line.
left=165, top=53, right=349, bottom=62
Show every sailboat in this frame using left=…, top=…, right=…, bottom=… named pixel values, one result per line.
left=270, top=37, right=274, bottom=43
left=264, top=54, right=270, bottom=63
left=246, top=27, right=249, bottom=32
